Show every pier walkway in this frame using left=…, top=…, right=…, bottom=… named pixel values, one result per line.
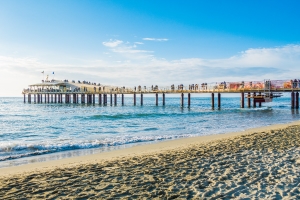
left=22, top=79, right=300, bottom=109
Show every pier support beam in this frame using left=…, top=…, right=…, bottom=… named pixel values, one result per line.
left=253, top=92, right=256, bottom=108
left=188, top=93, right=191, bottom=107
left=81, top=94, right=85, bottom=104
left=291, top=92, right=295, bottom=109
left=54, top=94, right=57, bottom=103
left=211, top=93, right=214, bottom=109
left=104, top=94, right=107, bottom=105
left=296, top=92, right=299, bottom=109
left=73, top=94, right=77, bottom=104
left=156, top=93, right=158, bottom=106
left=181, top=93, right=184, bottom=107
left=110, top=94, right=113, bottom=106
left=60, top=94, right=63, bottom=103
left=93, top=94, right=95, bottom=104
left=34, top=94, right=36, bottom=103
left=51, top=94, right=53, bottom=103
left=28, top=94, right=31, bottom=103
left=162, top=93, right=165, bottom=106
left=44, top=94, right=46, bottom=103
left=133, top=93, right=136, bottom=106
left=99, top=94, right=102, bottom=105
left=122, top=94, right=124, bottom=106
left=258, top=92, right=262, bottom=107
left=241, top=93, right=244, bottom=108
left=24, top=94, right=26, bottom=103
left=114, top=94, right=117, bottom=105
left=140, top=93, right=143, bottom=106
left=218, top=93, right=221, bottom=109
left=247, top=92, right=251, bottom=108
left=47, top=94, right=50, bottom=103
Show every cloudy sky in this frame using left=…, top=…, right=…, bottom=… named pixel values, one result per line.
left=1, top=0, right=300, bottom=96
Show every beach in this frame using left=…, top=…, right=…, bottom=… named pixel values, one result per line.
left=1, top=121, right=300, bottom=199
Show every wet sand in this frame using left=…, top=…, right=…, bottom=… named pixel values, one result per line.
left=1, top=121, right=300, bottom=199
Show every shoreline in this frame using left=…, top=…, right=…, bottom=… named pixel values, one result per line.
left=1, top=120, right=300, bottom=198
left=1, top=120, right=299, bottom=178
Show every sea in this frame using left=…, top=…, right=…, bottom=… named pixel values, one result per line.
left=0, top=95, right=299, bottom=168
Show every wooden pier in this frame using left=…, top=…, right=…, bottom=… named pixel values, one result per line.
left=22, top=79, right=300, bottom=109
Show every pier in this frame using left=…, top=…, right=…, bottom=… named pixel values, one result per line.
left=22, top=79, right=300, bottom=109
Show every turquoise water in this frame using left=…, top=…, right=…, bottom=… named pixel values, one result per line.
left=0, top=95, right=299, bottom=167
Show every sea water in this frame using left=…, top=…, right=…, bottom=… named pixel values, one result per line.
left=0, top=95, right=299, bottom=168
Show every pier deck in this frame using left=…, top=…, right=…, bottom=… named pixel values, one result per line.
left=22, top=79, right=300, bottom=109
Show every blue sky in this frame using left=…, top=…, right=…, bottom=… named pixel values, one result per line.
left=0, top=0, right=300, bottom=96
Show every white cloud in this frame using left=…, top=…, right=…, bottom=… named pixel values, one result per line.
left=143, top=38, right=169, bottom=41
left=102, top=39, right=123, bottom=47
left=103, top=40, right=153, bottom=59
left=1, top=44, right=300, bottom=96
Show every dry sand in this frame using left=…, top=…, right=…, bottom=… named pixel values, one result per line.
left=1, top=121, right=300, bottom=199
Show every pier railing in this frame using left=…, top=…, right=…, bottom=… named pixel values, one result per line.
left=23, top=79, right=300, bottom=94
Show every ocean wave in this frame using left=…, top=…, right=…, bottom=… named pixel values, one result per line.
left=0, top=134, right=194, bottom=162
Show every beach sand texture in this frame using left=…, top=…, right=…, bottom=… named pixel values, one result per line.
left=1, top=122, right=300, bottom=199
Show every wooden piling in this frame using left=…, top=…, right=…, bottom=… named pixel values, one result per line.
left=54, top=94, right=57, bottom=103
left=114, top=94, right=117, bottom=105
left=188, top=93, right=191, bottom=107
left=211, top=93, right=214, bottom=109
left=156, top=93, right=159, bottom=106
left=218, top=93, right=221, bottom=109
left=241, top=93, right=244, bottom=108
left=104, top=94, right=107, bottom=105
left=181, top=93, right=184, bottom=107
left=247, top=92, right=251, bottom=108
left=44, top=94, right=46, bottom=103
left=162, top=93, right=165, bottom=106
left=258, top=92, right=262, bottom=107
left=134, top=93, right=136, bottom=106
left=99, top=94, right=102, bottom=105
left=122, top=94, right=124, bottom=106
left=291, top=92, right=295, bottom=109
left=141, top=93, right=143, bottom=106
left=24, top=94, right=26, bottom=103
left=47, top=94, right=50, bottom=103
left=93, top=94, right=95, bottom=104
left=296, top=92, right=299, bottom=109
left=34, top=94, right=36, bottom=103
left=110, top=94, right=113, bottom=106
left=81, top=94, right=85, bottom=104
left=253, top=92, right=256, bottom=108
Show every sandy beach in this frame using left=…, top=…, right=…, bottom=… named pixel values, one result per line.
left=1, top=121, right=300, bottom=199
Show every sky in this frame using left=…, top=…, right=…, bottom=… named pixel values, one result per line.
left=0, top=0, right=300, bottom=96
